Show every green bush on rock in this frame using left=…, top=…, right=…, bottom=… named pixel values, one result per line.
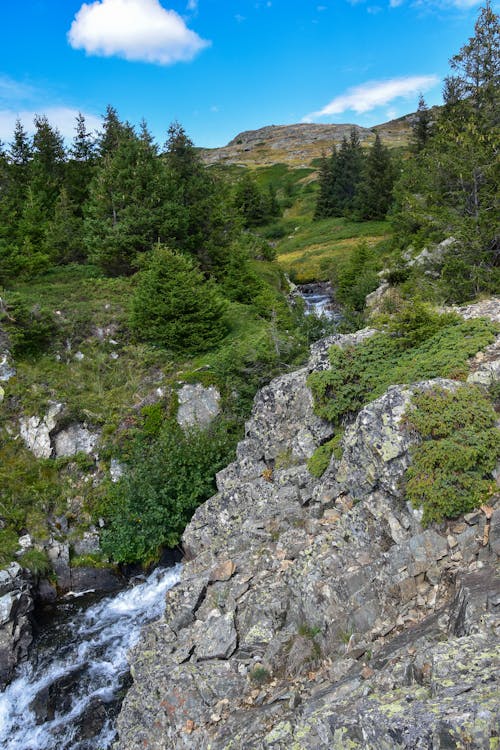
left=308, top=312, right=497, bottom=426
left=404, top=385, right=500, bottom=524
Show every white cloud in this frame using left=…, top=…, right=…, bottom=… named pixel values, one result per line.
left=68, top=0, right=210, bottom=65
left=186, top=0, right=198, bottom=9
left=0, top=75, right=36, bottom=105
left=303, top=75, right=439, bottom=121
left=0, top=107, right=102, bottom=143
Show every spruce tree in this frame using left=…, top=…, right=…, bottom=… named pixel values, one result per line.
left=162, top=122, right=235, bottom=272
left=130, top=245, right=228, bottom=353
left=5, top=120, right=33, bottom=230
left=357, top=133, right=395, bottom=220
left=393, top=2, right=500, bottom=300
left=67, top=113, right=96, bottom=216
left=233, top=173, right=267, bottom=226
left=328, top=129, right=364, bottom=216
left=46, top=187, right=84, bottom=264
left=314, top=149, right=337, bottom=219
left=411, top=94, right=432, bottom=153
left=31, top=115, right=66, bottom=214
left=85, top=124, right=165, bottom=275
left=97, top=105, right=127, bottom=158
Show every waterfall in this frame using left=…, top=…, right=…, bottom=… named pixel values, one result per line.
left=0, top=564, right=181, bottom=750
left=296, top=282, right=342, bottom=321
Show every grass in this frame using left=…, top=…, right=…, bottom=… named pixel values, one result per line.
left=276, top=217, right=390, bottom=283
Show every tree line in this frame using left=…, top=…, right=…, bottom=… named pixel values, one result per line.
left=0, top=108, right=280, bottom=282
left=314, top=129, right=395, bottom=221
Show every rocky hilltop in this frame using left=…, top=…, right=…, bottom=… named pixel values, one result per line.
left=115, top=300, right=500, bottom=750
left=200, top=113, right=416, bottom=167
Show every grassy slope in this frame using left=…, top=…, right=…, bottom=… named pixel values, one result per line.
left=0, top=260, right=298, bottom=567
left=240, top=162, right=392, bottom=284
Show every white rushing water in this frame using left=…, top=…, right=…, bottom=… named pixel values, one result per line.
left=0, top=564, right=181, bottom=750
left=297, top=283, right=341, bottom=321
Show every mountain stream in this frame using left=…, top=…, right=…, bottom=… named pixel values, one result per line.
left=0, top=564, right=181, bottom=750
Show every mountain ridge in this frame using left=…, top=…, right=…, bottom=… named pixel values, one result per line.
left=199, top=110, right=427, bottom=167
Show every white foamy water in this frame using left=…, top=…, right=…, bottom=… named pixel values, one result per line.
left=298, top=284, right=341, bottom=321
left=0, top=564, right=181, bottom=750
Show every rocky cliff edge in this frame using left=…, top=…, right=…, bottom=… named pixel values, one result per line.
left=115, top=302, right=500, bottom=750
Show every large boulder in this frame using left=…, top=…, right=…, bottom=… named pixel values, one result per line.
left=19, top=403, right=100, bottom=460
left=176, top=383, right=221, bottom=431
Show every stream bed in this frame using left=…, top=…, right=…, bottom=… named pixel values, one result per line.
left=0, top=564, right=181, bottom=750
left=296, top=282, right=342, bottom=322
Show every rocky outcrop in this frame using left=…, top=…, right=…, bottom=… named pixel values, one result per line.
left=0, top=323, right=16, bottom=384
left=53, top=423, right=100, bottom=458
left=0, top=563, right=34, bottom=688
left=19, top=402, right=100, bottom=460
left=176, top=383, right=221, bottom=431
left=200, top=114, right=413, bottom=167
left=116, top=322, right=500, bottom=750
left=19, top=402, right=65, bottom=459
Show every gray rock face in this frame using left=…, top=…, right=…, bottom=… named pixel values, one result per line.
left=19, top=402, right=64, bottom=459
left=0, top=563, right=34, bottom=688
left=453, top=297, right=500, bottom=324
left=0, top=352, right=15, bottom=383
left=0, top=324, right=15, bottom=383
left=115, top=325, right=500, bottom=750
left=336, top=379, right=459, bottom=501
left=176, top=383, right=221, bottom=430
left=19, top=403, right=100, bottom=459
left=53, top=423, right=100, bottom=458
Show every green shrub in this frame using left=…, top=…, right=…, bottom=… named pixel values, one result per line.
left=0, top=529, right=19, bottom=567
left=249, top=666, right=271, bottom=685
left=0, top=292, right=56, bottom=357
left=307, top=438, right=336, bottom=478
left=308, top=315, right=497, bottom=426
left=404, top=385, right=500, bottom=524
left=18, top=549, right=52, bottom=576
left=100, top=417, right=238, bottom=563
left=380, top=300, right=459, bottom=349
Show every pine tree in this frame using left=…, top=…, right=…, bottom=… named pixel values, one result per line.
left=67, top=113, right=96, bottom=215
left=357, top=133, right=395, bottom=220
left=130, top=245, right=228, bottom=353
left=85, top=124, right=165, bottom=275
left=31, top=115, right=66, bottom=215
left=411, top=94, right=432, bottom=153
left=314, top=149, right=337, bottom=219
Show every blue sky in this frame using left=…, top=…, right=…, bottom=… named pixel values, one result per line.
left=0, top=0, right=492, bottom=148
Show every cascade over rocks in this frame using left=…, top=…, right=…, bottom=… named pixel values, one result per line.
left=115, top=308, right=500, bottom=749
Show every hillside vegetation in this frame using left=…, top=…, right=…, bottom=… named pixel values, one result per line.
left=0, top=3, right=498, bottom=573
